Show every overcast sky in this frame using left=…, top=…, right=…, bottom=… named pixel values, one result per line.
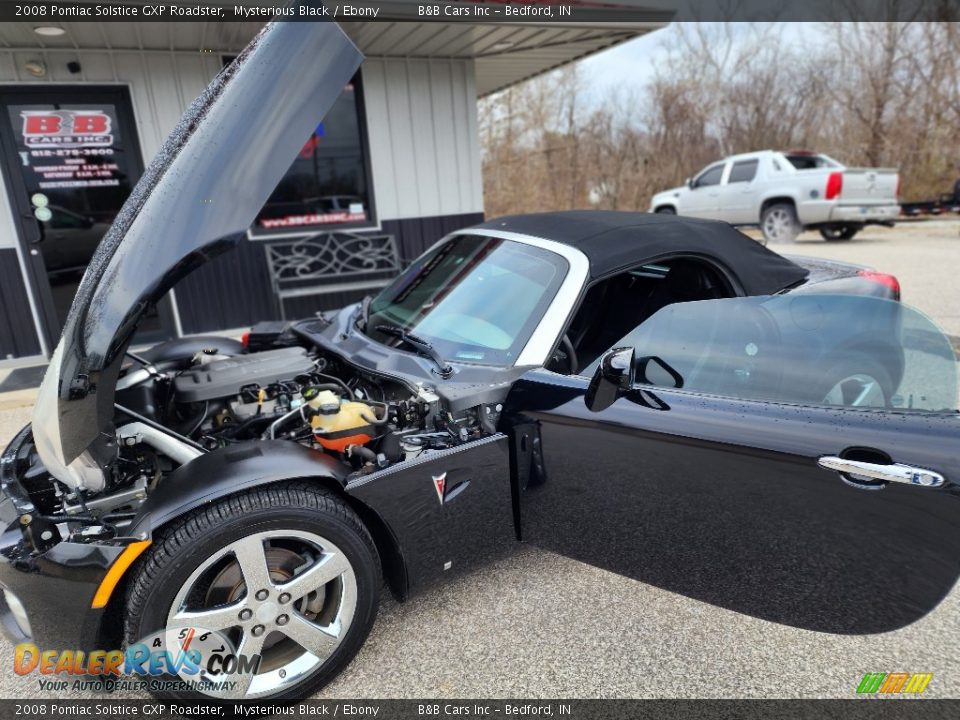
left=578, top=22, right=817, bottom=101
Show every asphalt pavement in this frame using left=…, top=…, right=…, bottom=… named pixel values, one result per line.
left=0, top=221, right=958, bottom=700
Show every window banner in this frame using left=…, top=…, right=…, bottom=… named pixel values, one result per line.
left=10, top=105, right=124, bottom=190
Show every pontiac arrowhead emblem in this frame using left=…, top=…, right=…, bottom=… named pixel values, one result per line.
left=432, top=473, right=447, bottom=505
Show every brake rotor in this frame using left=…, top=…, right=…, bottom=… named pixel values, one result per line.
left=203, top=545, right=327, bottom=655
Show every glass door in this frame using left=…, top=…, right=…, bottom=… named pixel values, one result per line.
left=0, top=85, right=175, bottom=350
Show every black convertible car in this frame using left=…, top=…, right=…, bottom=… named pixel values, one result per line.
left=2, top=20, right=959, bottom=702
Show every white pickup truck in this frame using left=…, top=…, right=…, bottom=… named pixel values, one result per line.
left=649, top=150, right=900, bottom=243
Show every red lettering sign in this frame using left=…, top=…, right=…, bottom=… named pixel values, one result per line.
left=23, top=114, right=62, bottom=135
left=21, top=110, right=113, bottom=148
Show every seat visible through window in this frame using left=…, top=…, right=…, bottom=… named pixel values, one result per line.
left=556, top=258, right=734, bottom=374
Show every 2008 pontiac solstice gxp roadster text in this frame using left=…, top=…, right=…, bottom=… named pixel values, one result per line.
left=2, top=17, right=959, bottom=702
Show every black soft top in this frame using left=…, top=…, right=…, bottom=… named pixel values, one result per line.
left=474, top=211, right=808, bottom=295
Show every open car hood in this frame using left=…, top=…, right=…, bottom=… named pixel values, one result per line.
left=32, top=19, right=363, bottom=490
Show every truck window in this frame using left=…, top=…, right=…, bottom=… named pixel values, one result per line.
left=694, top=164, right=724, bottom=188
left=785, top=153, right=838, bottom=170
left=728, top=160, right=758, bottom=183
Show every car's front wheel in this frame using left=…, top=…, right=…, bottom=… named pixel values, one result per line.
left=125, top=482, right=380, bottom=701
left=760, top=203, right=800, bottom=243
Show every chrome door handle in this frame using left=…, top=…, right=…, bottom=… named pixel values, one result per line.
left=818, top=456, right=944, bottom=487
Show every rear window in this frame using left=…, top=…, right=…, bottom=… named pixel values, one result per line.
left=785, top=153, right=840, bottom=170
left=728, top=160, right=758, bottom=183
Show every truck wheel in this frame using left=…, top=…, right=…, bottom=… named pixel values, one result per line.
left=761, top=203, right=800, bottom=244
left=655, top=206, right=676, bottom=215
left=819, top=224, right=860, bottom=241
left=125, top=482, right=380, bottom=701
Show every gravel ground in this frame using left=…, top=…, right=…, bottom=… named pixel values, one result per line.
left=0, top=221, right=958, bottom=701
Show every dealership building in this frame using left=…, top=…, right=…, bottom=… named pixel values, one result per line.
left=0, top=4, right=670, bottom=363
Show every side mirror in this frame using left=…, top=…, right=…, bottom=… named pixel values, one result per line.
left=585, top=347, right=635, bottom=412
left=685, top=177, right=694, bottom=189
left=635, top=355, right=684, bottom=389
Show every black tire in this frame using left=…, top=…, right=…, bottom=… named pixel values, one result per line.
left=654, top=206, right=676, bottom=215
left=125, top=482, right=380, bottom=702
left=760, top=203, right=800, bottom=244
left=819, top=224, right=861, bottom=241
left=814, top=356, right=894, bottom=408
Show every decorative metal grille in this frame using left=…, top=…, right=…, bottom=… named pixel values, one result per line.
left=264, top=231, right=401, bottom=318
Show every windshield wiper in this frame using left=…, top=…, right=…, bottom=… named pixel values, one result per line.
left=358, top=295, right=373, bottom=330
left=375, top=324, right=453, bottom=378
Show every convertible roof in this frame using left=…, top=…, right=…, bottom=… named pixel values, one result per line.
left=475, top=211, right=809, bottom=295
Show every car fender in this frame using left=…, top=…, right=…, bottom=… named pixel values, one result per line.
left=759, top=191, right=803, bottom=221
left=761, top=185, right=833, bottom=226
left=652, top=186, right=686, bottom=212
left=127, top=441, right=350, bottom=538
left=126, top=435, right=514, bottom=602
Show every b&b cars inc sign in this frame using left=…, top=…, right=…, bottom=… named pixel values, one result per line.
left=16, top=108, right=122, bottom=190
left=20, top=109, right=113, bottom=148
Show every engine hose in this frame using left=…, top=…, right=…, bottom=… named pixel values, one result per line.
left=310, top=373, right=354, bottom=399
left=185, top=401, right=210, bottom=438
left=36, top=513, right=98, bottom=523
left=115, top=404, right=207, bottom=453
left=346, top=445, right=377, bottom=464
left=265, top=406, right=306, bottom=440
left=360, top=408, right=391, bottom=426
left=222, top=412, right=280, bottom=438
left=303, top=383, right=344, bottom=398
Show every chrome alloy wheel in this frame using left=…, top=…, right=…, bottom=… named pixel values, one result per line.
left=822, top=373, right=887, bottom=408
left=165, top=529, right=357, bottom=699
left=762, top=207, right=797, bottom=243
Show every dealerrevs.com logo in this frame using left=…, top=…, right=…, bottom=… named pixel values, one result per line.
left=14, top=627, right=259, bottom=697
left=856, top=672, right=933, bottom=696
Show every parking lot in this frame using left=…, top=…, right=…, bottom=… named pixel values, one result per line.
left=0, top=220, right=957, bottom=700
left=765, top=220, right=960, bottom=338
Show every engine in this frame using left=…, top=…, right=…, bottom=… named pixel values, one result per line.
left=15, top=335, right=495, bottom=546
left=119, top=343, right=488, bottom=465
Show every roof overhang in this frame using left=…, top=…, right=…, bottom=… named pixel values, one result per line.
left=0, top=1, right=673, bottom=95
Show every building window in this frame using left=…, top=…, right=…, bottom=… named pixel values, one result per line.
left=232, top=64, right=373, bottom=236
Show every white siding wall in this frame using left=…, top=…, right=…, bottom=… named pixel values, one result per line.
left=0, top=49, right=224, bottom=250
left=362, top=57, right=483, bottom=221
left=0, top=49, right=483, bottom=358
left=0, top=153, right=19, bottom=249
left=0, top=50, right=483, bottom=250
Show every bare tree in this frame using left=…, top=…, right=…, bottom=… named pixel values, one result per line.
left=480, top=20, right=960, bottom=217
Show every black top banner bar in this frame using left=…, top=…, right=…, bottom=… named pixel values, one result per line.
left=0, top=0, right=955, bottom=24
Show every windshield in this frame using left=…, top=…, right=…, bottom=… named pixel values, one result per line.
left=366, top=235, right=568, bottom=365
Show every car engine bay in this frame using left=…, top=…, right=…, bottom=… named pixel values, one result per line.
left=11, top=312, right=511, bottom=549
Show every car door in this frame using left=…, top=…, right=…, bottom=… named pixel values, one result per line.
left=716, top=158, right=759, bottom=224
left=504, top=294, right=960, bottom=634
left=679, top=162, right=726, bottom=218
